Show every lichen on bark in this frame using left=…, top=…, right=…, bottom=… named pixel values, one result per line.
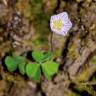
left=0, top=0, right=96, bottom=96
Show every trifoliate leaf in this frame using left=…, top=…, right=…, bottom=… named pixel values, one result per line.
left=90, top=56, right=96, bottom=64
left=32, top=51, right=45, bottom=63
left=41, top=66, right=51, bottom=80
left=26, top=63, right=41, bottom=82
left=41, top=61, right=59, bottom=79
left=18, top=62, right=26, bottom=75
left=32, top=51, right=53, bottom=63
left=13, top=55, right=25, bottom=64
left=42, top=52, right=52, bottom=61
left=32, top=66, right=41, bottom=82
left=5, top=56, right=18, bottom=72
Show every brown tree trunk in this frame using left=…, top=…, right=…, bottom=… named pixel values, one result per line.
left=0, top=0, right=96, bottom=96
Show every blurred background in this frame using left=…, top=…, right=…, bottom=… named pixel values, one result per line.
left=0, top=0, right=96, bottom=96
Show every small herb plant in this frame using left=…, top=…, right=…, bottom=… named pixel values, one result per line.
left=5, top=51, right=59, bottom=82
left=5, top=12, right=72, bottom=82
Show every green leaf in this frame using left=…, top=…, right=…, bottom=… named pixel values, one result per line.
left=43, top=52, right=52, bottom=61
left=32, top=66, right=41, bottom=82
left=12, top=55, right=26, bottom=75
left=41, top=66, right=51, bottom=80
left=32, top=51, right=45, bottom=63
left=12, top=55, right=25, bottom=64
left=5, top=56, right=18, bottom=72
left=41, top=61, right=59, bottom=80
left=32, top=51, right=52, bottom=63
left=26, top=63, right=41, bottom=82
left=90, top=56, right=96, bottom=64
left=18, top=62, right=26, bottom=75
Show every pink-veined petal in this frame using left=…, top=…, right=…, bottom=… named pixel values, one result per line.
left=50, top=12, right=72, bottom=36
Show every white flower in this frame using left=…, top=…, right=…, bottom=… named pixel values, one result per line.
left=50, top=12, right=72, bottom=36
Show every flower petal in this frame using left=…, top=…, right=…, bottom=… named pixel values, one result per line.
left=59, top=12, right=69, bottom=20
left=50, top=12, right=72, bottom=36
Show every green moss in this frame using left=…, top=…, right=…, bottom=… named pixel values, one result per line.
left=28, top=0, right=56, bottom=38
left=90, top=56, right=96, bottom=64
left=68, top=44, right=79, bottom=59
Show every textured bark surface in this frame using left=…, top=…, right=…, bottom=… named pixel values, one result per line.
left=0, top=0, right=96, bottom=96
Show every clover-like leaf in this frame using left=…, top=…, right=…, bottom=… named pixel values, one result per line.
left=43, top=52, right=52, bottom=61
left=32, top=51, right=52, bottom=63
left=5, top=56, right=18, bottom=72
left=13, top=55, right=25, bottom=64
left=18, top=62, right=26, bottom=75
left=41, top=61, right=59, bottom=80
left=12, top=55, right=27, bottom=75
left=32, top=65, right=41, bottom=82
left=26, top=63, right=41, bottom=82
left=41, top=66, right=51, bottom=80
left=32, top=51, right=45, bottom=63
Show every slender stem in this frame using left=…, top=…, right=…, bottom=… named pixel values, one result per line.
left=50, top=32, right=53, bottom=52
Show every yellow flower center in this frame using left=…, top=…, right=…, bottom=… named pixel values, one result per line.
left=52, top=19, right=63, bottom=30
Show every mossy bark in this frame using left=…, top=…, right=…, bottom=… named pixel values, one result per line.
left=0, top=0, right=96, bottom=96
